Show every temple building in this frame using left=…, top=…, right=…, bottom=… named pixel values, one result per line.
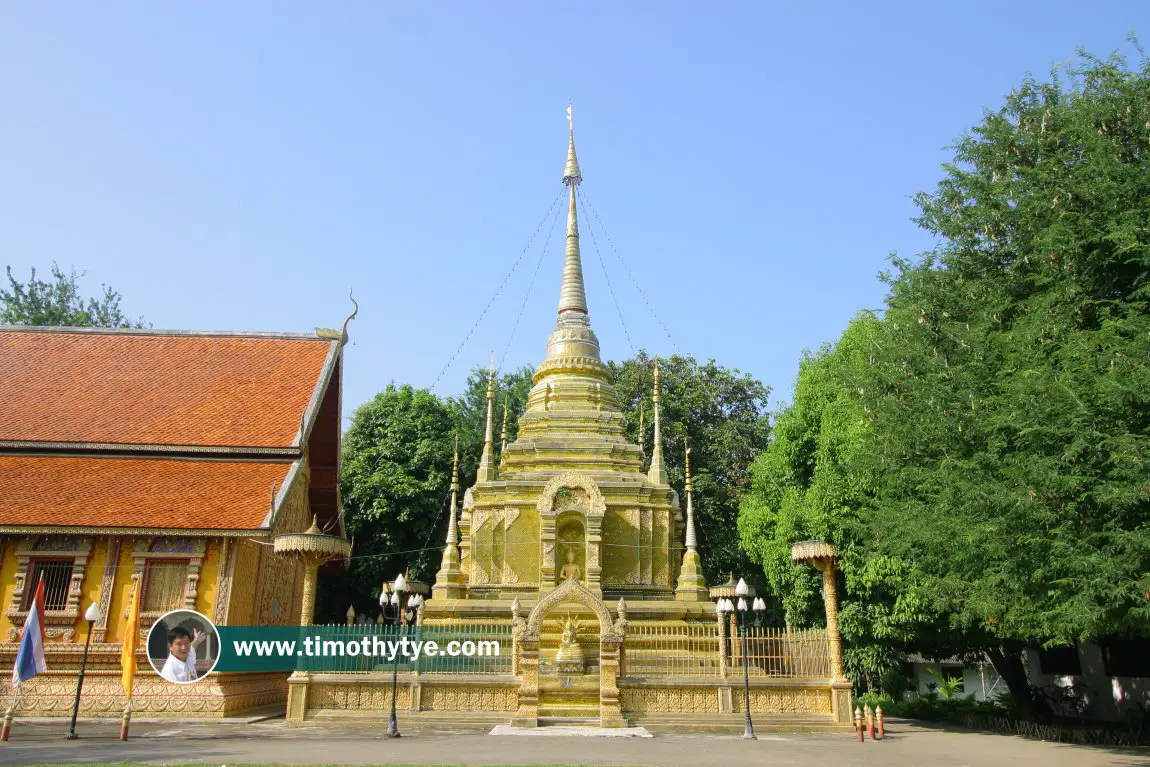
left=0, top=321, right=352, bottom=717
left=289, top=114, right=852, bottom=730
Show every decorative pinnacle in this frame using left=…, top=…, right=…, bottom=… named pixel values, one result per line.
left=500, top=403, right=509, bottom=456
left=445, top=436, right=460, bottom=546
left=684, top=437, right=697, bottom=551
left=563, top=104, right=582, bottom=186
left=477, top=354, right=497, bottom=482
left=648, top=357, right=668, bottom=484
left=557, top=106, right=589, bottom=322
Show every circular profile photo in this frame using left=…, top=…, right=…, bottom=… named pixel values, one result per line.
left=146, top=609, right=220, bottom=684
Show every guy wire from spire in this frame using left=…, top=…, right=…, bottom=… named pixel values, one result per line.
left=578, top=187, right=680, bottom=356
left=579, top=187, right=636, bottom=355
left=496, top=194, right=565, bottom=374
left=430, top=187, right=566, bottom=392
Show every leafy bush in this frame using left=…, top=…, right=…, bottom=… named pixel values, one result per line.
left=854, top=691, right=895, bottom=712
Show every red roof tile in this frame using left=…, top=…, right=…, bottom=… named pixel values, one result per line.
left=0, top=330, right=334, bottom=448
left=0, top=455, right=292, bottom=530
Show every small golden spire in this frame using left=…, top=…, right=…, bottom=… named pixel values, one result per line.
left=500, top=403, right=509, bottom=457
left=433, top=434, right=465, bottom=598
left=445, top=436, right=460, bottom=547
left=684, top=437, right=697, bottom=551
left=477, top=353, right=497, bottom=481
left=638, top=400, right=646, bottom=455
left=648, top=357, right=668, bottom=484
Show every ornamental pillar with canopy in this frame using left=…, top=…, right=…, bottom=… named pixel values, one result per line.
left=790, top=540, right=844, bottom=681
left=275, top=515, right=352, bottom=722
left=274, top=515, right=353, bottom=627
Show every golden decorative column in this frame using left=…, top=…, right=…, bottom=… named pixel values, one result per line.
left=791, top=540, right=844, bottom=680
left=274, top=516, right=353, bottom=721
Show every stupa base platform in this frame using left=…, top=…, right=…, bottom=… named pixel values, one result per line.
left=284, top=671, right=854, bottom=732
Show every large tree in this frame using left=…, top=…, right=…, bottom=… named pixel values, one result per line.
left=2, top=264, right=145, bottom=327
left=740, top=46, right=1150, bottom=715
left=316, top=384, right=457, bottom=622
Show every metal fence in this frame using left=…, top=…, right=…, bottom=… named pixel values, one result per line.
left=309, top=623, right=514, bottom=675
left=618, top=622, right=831, bottom=679
left=728, top=626, right=831, bottom=678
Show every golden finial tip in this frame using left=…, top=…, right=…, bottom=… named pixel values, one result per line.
left=563, top=104, right=582, bottom=185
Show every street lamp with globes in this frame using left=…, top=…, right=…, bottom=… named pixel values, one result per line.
left=718, top=578, right=766, bottom=740
left=66, top=602, right=102, bottom=739
left=386, top=573, right=406, bottom=738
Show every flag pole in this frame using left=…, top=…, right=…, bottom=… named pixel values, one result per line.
left=118, top=700, right=131, bottom=741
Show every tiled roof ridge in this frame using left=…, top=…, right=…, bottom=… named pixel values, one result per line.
left=0, top=440, right=300, bottom=457
left=0, top=324, right=330, bottom=341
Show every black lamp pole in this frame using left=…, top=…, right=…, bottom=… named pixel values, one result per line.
left=386, top=575, right=406, bottom=739
left=67, top=604, right=100, bottom=740
left=739, top=602, right=756, bottom=740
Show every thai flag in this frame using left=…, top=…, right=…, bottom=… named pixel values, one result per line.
left=12, top=577, right=48, bottom=687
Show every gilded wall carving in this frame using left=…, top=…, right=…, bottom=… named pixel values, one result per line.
left=620, top=687, right=717, bottom=713
left=731, top=687, right=833, bottom=715
left=0, top=672, right=286, bottom=717
left=420, top=685, right=517, bottom=711
left=309, top=683, right=410, bottom=710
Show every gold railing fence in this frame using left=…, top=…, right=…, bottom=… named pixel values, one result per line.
left=622, top=621, right=722, bottom=677
left=310, top=622, right=514, bottom=675
left=727, top=625, right=832, bottom=678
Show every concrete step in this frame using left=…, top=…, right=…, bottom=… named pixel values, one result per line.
left=538, top=716, right=603, bottom=726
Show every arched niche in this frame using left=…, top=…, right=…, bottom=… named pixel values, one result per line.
left=536, top=472, right=607, bottom=594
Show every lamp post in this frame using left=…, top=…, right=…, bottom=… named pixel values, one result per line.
left=386, top=573, right=406, bottom=738
left=66, top=602, right=102, bottom=740
left=719, top=579, right=766, bottom=740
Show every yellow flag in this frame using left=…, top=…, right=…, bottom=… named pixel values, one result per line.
left=120, top=579, right=141, bottom=699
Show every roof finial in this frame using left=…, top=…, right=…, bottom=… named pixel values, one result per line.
left=648, top=357, right=668, bottom=484
left=339, top=291, right=359, bottom=347
left=477, top=353, right=497, bottom=482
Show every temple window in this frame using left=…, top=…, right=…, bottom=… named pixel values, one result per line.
left=24, top=558, right=75, bottom=611
left=5, top=536, right=93, bottom=640
left=142, top=559, right=189, bottom=613
left=129, top=537, right=207, bottom=622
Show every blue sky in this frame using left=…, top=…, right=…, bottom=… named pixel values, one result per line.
left=1, top=3, right=1143, bottom=422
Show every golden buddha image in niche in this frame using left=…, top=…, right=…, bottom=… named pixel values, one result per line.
left=559, top=548, right=582, bottom=582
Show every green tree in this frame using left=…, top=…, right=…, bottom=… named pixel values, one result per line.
left=864, top=46, right=1150, bottom=712
left=2, top=264, right=146, bottom=327
left=740, top=45, right=1150, bottom=715
left=612, top=351, right=772, bottom=581
left=738, top=315, right=932, bottom=690
left=316, top=384, right=457, bottom=622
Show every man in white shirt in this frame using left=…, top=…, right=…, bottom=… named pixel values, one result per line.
left=160, top=626, right=206, bottom=684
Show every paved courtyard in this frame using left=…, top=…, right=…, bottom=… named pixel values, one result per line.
left=0, top=718, right=1146, bottom=767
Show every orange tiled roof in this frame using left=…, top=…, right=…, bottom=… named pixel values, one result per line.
left=0, top=329, right=334, bottom=448
left=0, top=455, right=292, bottom=530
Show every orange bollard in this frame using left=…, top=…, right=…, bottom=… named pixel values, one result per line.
left=876, top=705, right=885, bottom=740
left=1, top=702, right=13, bottom=741
left=865, top=704, right=875, bottom=740
left=854, top=705, right=864, bottom=741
